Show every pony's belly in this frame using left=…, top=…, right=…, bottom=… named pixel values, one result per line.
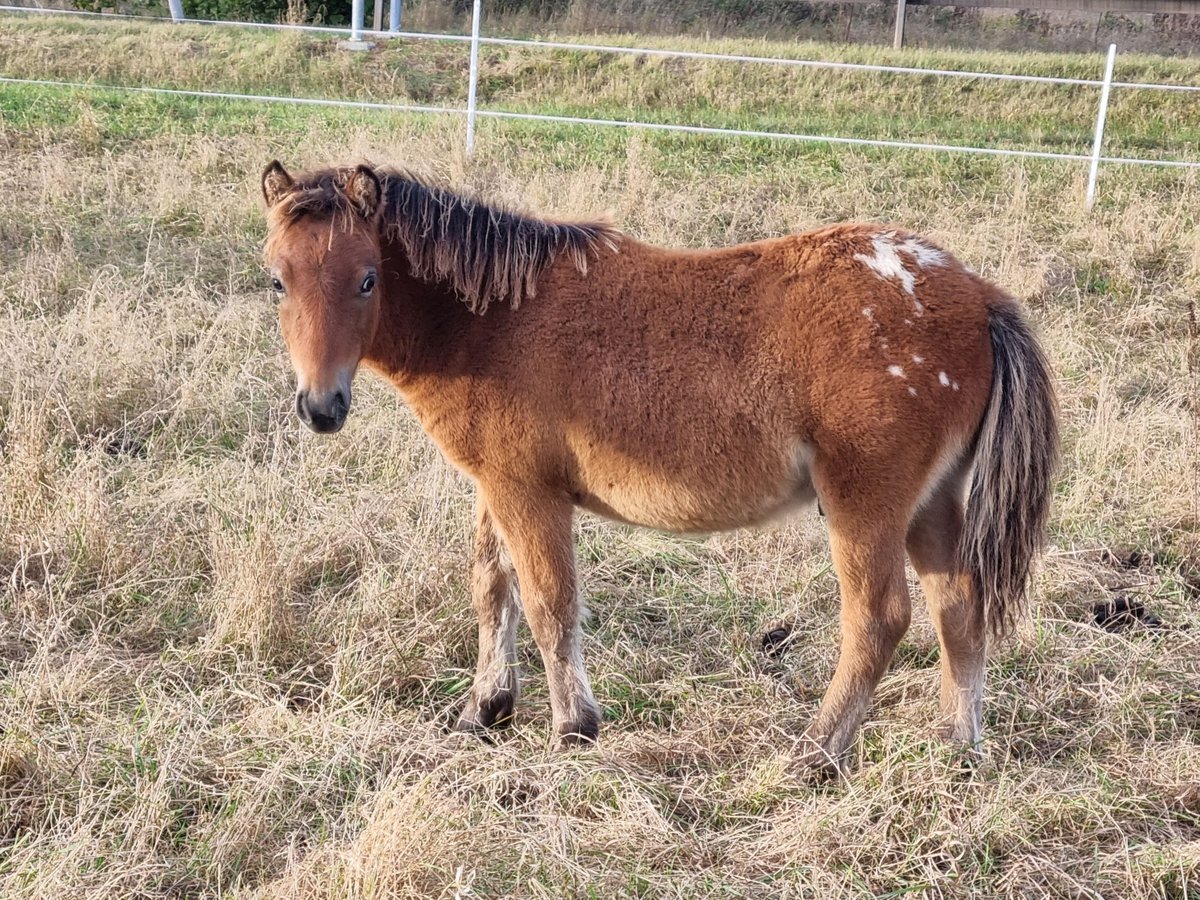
left=573, top=451, right=817, bottom=534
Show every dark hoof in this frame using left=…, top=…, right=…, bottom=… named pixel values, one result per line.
left=794, top=754, right=843, bottom=784
left=454, top=689, right=516, bottom=734
left=793, top=737, right=848, bottom=783
left=555, top=707, right=601, bottom=750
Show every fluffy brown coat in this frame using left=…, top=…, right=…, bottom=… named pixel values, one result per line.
left=261, top=161, right=1058, bottom=772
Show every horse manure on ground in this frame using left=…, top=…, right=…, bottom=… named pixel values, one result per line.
left=761, top=624, right=796, bottom=659
left=1092, top=595, right=1169, bottom=633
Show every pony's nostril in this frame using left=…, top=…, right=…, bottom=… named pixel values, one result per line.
left=333, top=390, right=347, bottom=414
left=295, top=391, right=312, bottom=423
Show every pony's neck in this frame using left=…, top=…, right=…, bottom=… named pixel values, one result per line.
left=362, top=231, right=476, bottom=387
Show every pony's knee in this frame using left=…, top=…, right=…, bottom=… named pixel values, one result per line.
left=873, top=601, right=912, bottom=649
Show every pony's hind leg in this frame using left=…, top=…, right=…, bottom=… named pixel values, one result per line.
left=455, top=499, right=522, bottom=734
left=482, top=485, right=601, bottom=749
left=906, top=470, right=986, bottom=748
left=799, top=505, right=911, bottom=775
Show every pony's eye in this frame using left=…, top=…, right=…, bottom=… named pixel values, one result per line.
left=360, top=273, right=377, bottom=295
left=271, top=277, right=284, bottom=294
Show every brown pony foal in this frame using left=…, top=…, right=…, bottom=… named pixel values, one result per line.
left=261, top=161, right=1058, bottom=772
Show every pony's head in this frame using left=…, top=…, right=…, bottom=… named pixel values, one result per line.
left=261, top=161, right=384, bottom=434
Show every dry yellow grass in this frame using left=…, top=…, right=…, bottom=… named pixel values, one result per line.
left=1, top=22, right=1200, bottom=898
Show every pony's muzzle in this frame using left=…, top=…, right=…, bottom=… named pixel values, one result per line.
left=296, top=386, right=350, bottom=433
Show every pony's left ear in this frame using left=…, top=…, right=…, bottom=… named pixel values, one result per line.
left=344, top=165, right=382, bottom=221
left=262, top=160, right=294, bottom=208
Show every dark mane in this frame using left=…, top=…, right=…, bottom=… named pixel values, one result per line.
left=271, top=166, right=620, bottom=313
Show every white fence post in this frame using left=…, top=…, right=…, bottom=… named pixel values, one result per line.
left=1086, top=43, right=1117, bottom=210
left=350, top=0, right=364, bottom=42
left=465, top=0, right=482, bottom=156
left=167, top=0, right=185, bottom=22
left=389, top=0, right=401, bottom=33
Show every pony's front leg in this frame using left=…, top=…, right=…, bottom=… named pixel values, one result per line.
left=454, top=499, right=522, bottom=734
left=483, top=485, right=600, bottom=748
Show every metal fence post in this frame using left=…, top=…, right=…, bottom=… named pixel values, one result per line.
left=351, top=0, right=364, bottom=42
left=893, top=0, right=906, bottom=50
left=389, top=0, right=402, bottom=33
left=465, top=0, right=482, bottom=156
left=167, top=0, right=185, bottom=22
left=1086, top=43, right=1117, bottom=210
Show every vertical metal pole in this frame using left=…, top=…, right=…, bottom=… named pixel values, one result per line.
left=389, top=0, right=401, bottom=33
left=351, top=0, right=364, bottom=42
left=465, top=0, right=482, bottom=157
left=167, top=0, right=185, bottom=22
left=893, top=0, right=906, bottom=50
left=373, top=0, right=383, bottom=33
left=1086, top=43, right=1117, bottom=211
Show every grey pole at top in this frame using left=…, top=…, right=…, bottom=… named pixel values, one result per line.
left=350, top=0, right=364, bottom=42
left=389, top=0, right=401, bottom=32
left=167, top=0, right=185, bottom=22
left=465, top=0, right=482, bottom=156
left=893, top=0, right=906, bottom=49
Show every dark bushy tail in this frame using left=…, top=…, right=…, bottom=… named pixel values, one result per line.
left=958, top=300, right=1060, bottom=639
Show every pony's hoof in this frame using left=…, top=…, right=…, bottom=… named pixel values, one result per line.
left=940, top=735, right=986, bottom=774
left=454, top=689, right=516, bottom=735
left=792, top=739, right=848, bottom=784
left=555, top=708, right=601, bottom=750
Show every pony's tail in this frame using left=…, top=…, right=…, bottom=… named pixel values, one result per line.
left=958, top=300, right=1060, bottom=639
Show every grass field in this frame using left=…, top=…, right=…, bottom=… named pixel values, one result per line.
left=1, top=16, right=1199, bottom=899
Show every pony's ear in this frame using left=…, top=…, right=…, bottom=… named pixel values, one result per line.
left=344, top=165, right=382, bottom=220
left=261, top=160, right=295, bottom=208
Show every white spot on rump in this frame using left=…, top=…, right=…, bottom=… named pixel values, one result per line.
left=888, top=365, right=905, bottom=378
left=853, top=232, right=948, bottom=298
left=939, top=371, right=951, bottom=387
left=907, top=386, right=918, bottom=397
left=855, top=234, right=915, bottom=295
left=912, top=355, right=924, bottom=364
left=953, top=382, right=960, bottom=391
left=899, top=237, right=948, bottom=268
